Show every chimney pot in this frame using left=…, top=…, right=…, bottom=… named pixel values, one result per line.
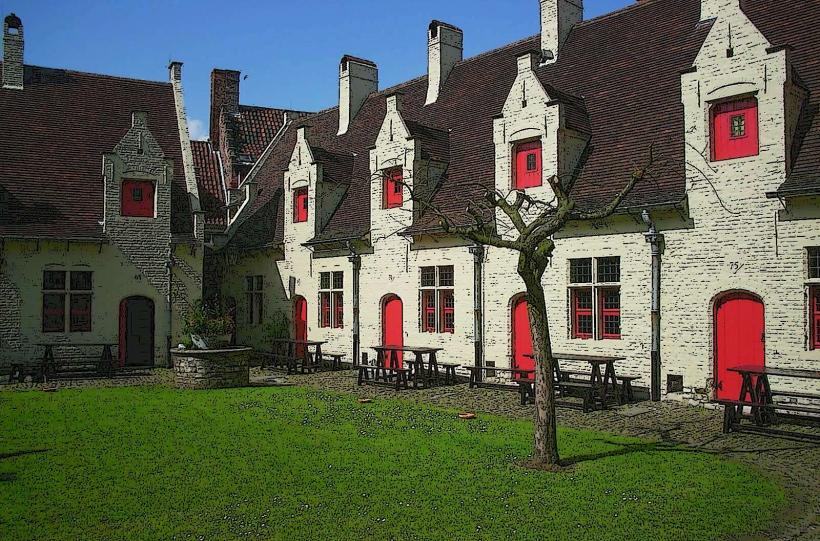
left=168, top=61, right=183, bottom=82
left=425, top=20, right=463, bottom=105
left=3, top=13, right=24, bottom=90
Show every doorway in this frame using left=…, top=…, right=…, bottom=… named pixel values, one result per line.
left=118, top=296, right=155, bottom=367
left=714, top=291, right=765, bottom=401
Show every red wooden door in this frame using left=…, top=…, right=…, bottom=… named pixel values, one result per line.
left=293, top=296, right=307, bottom=358
left=714, top=293, right=765, bottom=400
left=382, top=295, right=403, bottom=369
left=512, top=296, right=534, bottom=379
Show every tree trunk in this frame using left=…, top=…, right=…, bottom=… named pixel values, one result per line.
left=519, top=264, right=560, bottom=468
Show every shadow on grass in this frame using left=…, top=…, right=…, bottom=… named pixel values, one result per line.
left=0, top=449, right=50, bottom=461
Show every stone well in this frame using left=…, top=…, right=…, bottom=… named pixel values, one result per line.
left=171, top=347, right=253, bottom=390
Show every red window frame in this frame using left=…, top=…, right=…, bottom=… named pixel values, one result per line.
left=811, top=286, right=820, bottom=350
left=598, top=287, right=621, bottom=340
left=121, top=180, right=155, bottom=217
left=711, top=97, right=759, bottom=161
left=421, top=290, right=436, bottom=333
left=513, top=140, right=542, bottom=189
left=383, top=169, right=403, bottom=209
left=333, top=292, right=344, bottom=329
left=571, top=288, right=593, bottom=339
left=320, top=292, right=331, bottom=328
left=293, top=187, right=308, bottom=223
left=439, top=290, right=454, bottom=333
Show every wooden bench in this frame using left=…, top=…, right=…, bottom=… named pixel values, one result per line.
left=321, top=352, right=346, bottom=371
left=8, top=363, right=45, bottom=384
left=357, top=363, right=409, bottom=391
left=515, top=377, right=597, bottom=412
left=438, top=362, right=460, bottom=386
left=718, top=397, right=820, bottom=433
left=465, top=366, right=534, bottom=389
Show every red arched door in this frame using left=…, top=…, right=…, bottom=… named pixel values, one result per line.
left=293, top=296, right=307, bottom=357
left=714, top=292, right=765, bottom=401
left=511, top=295, right=534, bottom=379
left=382, top=295, right=403, bottom=369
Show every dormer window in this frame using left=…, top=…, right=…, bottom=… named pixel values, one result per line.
left=293, top=187, right=308, bottom=223
left=711, top=97, right=759, bottom=161
left=383, top=168, right=403, bottom=209
left=121, top=180, right=155, bottom=217
left=513, top=140, right=542, bottom=189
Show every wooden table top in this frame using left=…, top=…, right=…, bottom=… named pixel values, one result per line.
left=34, top=342, right=116, bottom=347
left=270, top=339, right=327, bottom=346
left=552, top=353, right=625, bottom=364
left=372, top=345, right=442, bottom=354
left=466, top=365, right=534, bottom=374
left=728, top=365, right=820, bottom=380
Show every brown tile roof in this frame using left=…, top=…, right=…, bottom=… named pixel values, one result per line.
left=230, top=106, right=311, bottom=164
left=230, top=0, right=819, bottom=247
left=0, top=65, right=192, bottom=239
left=191, top=140, right=226, bottom=227
left=741, top=0, right=820, bottom=196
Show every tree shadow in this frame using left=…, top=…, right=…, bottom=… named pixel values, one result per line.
left=0, top=449, right=50, bottom=461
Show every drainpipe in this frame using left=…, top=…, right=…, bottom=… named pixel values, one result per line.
left=469, top=245, right=485, bottom=368
left=642, top=210, right=664, bottom=401
left=347, top=243, right=361, bottom=365
left=165, top=257, right=174, bottom=369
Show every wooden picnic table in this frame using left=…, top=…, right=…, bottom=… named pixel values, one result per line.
left=267, top=339, right=327, bottom=374
left=9, top=343, right=118, bottom=383
left=721, top=365, right=820, bottom=433
left=524, top=352, right=628, bottom=408
left=371, top=345, right=445, bottom=389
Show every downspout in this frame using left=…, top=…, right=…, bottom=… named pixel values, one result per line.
left=469, top=245, right=485, bottom=368
left=347, top=242, right=361, bottom=365
left=166, top=257, right=174, bottom=368
left=642, top=210, right=664, bottom=401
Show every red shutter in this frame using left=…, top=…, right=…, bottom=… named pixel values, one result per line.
left=121, top=180, right=155, bottom=217
left=571, top=288, right=593, bottom=339
left=320, top=292, right=331, bottom=328
left=711, top=98, right=759, bottom=161
left=599, top=288, right=621, bottom=339
left=812, top=287, right=820, bottom=350
left=384, top=169, right=403, bottom=208
left=513, top=140, right=542, bottom=189
left=333, top=292, right=344, bottom=328
left=421, top=290, right=436, bottom=332
left=293, top=188, right=308, bottom=223
left=439, top=290, right=454, bottom=333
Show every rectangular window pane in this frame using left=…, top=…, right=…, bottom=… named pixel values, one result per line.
left=70, top=271, right=92, bottom=291
left=255, top=276, right=264, bottom=291
left=246, top=276, right=254, bottom=292
left=809, top=248, right=820, bottom=280
left=571, top=288, right=593, bottom=339
left=569, top=259, right=592, bottom=284
left=320, top=292, right=331, bottom=328
left=438, top=266, right=454, bottom=287
left=597, top=257, right=621, bottom=283
left=420, top=267, right=436, bottom=288
left=246, top=293, right=254, bottom=325
left=599, top=288, right=621, bottom=339
left=333, top=271, right=344, bottom=290
left=320, top=272, right=330, bottom=291
left=255, top=292, right=264, bottom=324
left=43, top=270, right=66, bottom=290
left=421, top=290, right=436, bottom=332
left=69, top=293, right=92, bottom=332
left=440, top=290, right=454, bottom=333
left=43, top=293, right=65, bottom=333
left=812, top=287, right=820, bottom=350
left=333, top=292, right=344, bottom=328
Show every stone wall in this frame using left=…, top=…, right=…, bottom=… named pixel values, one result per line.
left=172, top=348, right=251, bottom=389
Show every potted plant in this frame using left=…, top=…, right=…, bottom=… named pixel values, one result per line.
left=183, top=300, right=236, bottom=349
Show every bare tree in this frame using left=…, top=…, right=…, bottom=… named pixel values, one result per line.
left=382, top=146, right=657, bottom=469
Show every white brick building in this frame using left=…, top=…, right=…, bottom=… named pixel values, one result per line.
left=207, top=0, right=820, bottom=402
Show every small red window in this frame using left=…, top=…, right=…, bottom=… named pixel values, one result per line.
left=293, top=188, right=308, bottom=223
left=513, top=140, right=542, bottom=189
left=421, top=290, right=436, bottom=333
left=383, top=169, right=403, bottom=209
left=439, top=290, right=454, bottom=333
left=599, top=288, right=621, bottom=340
left=811, top=286, right=820, bottom=350
left=121, top=180, right=155, bottom=217
left=711, top=98, right=759, bottom=161
left=333, top=292, right=344, bottom=329
left=571, top=288, right=593, bottom=339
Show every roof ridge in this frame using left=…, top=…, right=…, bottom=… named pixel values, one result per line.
left=575, top=0, right=661, bottom=28
left=17, top=63, right=172, bottom=87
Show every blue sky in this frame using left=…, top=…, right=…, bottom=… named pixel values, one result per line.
left=3, top=0, right=632, bottom=140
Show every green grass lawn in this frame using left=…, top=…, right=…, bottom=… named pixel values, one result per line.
left=0, top=386, right=784, bottom=541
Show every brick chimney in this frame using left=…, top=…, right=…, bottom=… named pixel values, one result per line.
left=209, top=69, right=240, bottom=146
left=3, top=13, right=24, bottom=90
left=425, top=20, right=463, bottom=106
left=338, top=55, right=378, bottom=135
left=540, top=0, right=583, bottom=65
